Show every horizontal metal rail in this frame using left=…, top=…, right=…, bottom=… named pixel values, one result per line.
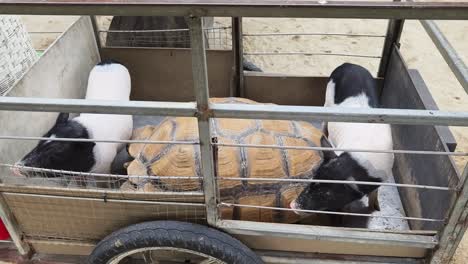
left=2, top=135, right=465, bottom=156
left=218, top=177, right=454, bottom=191
left=420, top=20, right=468, bottom=94
left=0, top=1, right=467, bottom=19
left=244, top=52, right=381, bottom=59
left=212, top=142, right=468, bottom=156
left=219, top=203, right=444, bottom=222
left=3, top=165, right=455, bottom=192
left=2, top=163, right=203, bottom=182
left=28, top=31, right=62, bottom=34
left=99, top=26, right=230, bottom=34
left=4, top=192, right=206, bottom=207
left=211, top=103, right=468, bottom=126
left=0, top=97, right=197, bottom=117
left=3, top=163, right=453, bottom=191
left=218, top=220, right=438, bottom=248
left=243, top=32, right=386, bottom=38
left=2, top=97, right=468, bottom=126
left=0, top=135, right=198, bottom=145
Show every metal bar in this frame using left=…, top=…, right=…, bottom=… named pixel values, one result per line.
left=378, top=0, right=405, bottom=77
left=90, top=15, right=102, bottom=52
left=420, top=20, right=468, bottom=94
left=188, top=16, right=218, bottom=226
left=212, top=142, right=468, bottom=156
left=231, top=17, right=244, bottom=97
left=243, top=32, right=386, bottom=38
left=256, top=250, right=424, bottom=264
left=218, top=220, right=437, bottom=248
left=8, top=135, right=465, bottom=157
left=244, top=52, right=380, bottom=59
left=430, top=164, right=468, bottom=263
left=0, top=96, right=197, bottom=116
left=2, top=162, right=455, bottom=191
left=218, top=177, right=453, bottom=191
left=0, top=135, right=198, bottom=145
left=1, top=97, right=467, bottom=126
left=220, top=203, right=444, bottom=222
left=211, top=103, right=468, bottom=126
left=4, top=192, right=206, bottom=207
left=99, top=26, right=229, bottom=34
left=2, top=163, right=203, bottom=181
left=28, top=31, right=63, bottom=34
left=0, top=194, right=31, bottom=256
left=0, top=1, right=467, bottom=20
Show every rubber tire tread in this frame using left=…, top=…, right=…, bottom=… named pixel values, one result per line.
left=87, top=220, right=263, bottom=264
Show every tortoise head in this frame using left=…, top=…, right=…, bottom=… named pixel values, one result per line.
left=290, top=136, right=381, bottom=215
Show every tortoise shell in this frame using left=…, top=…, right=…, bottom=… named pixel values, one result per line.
left=125, top=97, right=324, bottom=223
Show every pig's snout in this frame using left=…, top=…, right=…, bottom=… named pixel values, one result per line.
left=289, top=200, right=303, bottom=216
left=11, top=162, right=24, bottom=177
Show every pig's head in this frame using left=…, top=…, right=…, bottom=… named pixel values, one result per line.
left=13, top=113, right=95, bottom=177
left=291, top=136, right=381, bottom=214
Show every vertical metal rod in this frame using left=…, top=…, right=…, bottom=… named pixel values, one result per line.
left=378, top=0, right=405, bottom=77
left=90, top=16, right=103, bottom=56
left=212, top=137, right=219, bottom=178
left=420, top=20, right=468, bottom=94
left=0, top=194, right=31, bottom=256
left=188, top=16, right=219, bottom=226
left=430, top=164, right=468, bottom=263
left=231, top=17, right=244, bottom=97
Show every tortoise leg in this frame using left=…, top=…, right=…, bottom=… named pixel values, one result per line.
left=368, top=189, right=381, bottom=212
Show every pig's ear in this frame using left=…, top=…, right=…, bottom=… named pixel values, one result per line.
left=55, top=113, right=69, bottom=124
left=320, top=135, right=337, bottom=162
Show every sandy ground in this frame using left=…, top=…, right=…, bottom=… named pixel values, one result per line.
left=13, top=13, right=468, bottom=263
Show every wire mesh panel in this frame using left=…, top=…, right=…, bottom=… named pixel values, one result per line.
left=240, top=18, right=387, bottom=76
left=0, top=15, right=37, bottom=95
left=96, top=15, right=232, bottom=50
left=3, top=192, right=206, bottom=242
left=100, top=27, right=232, bottom=50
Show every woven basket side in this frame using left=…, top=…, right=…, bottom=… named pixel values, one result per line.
left=0, top=15, right=38, bottom=96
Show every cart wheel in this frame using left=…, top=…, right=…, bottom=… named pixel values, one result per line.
left=88, top=221, right=263, bottom=264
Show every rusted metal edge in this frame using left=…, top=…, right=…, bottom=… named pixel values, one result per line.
left=0, top=1, right=467, bottom=19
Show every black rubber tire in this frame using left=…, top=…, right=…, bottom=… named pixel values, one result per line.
left=87, top=221, right=264, bottom=264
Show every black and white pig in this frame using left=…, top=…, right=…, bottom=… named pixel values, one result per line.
left=291, top=63, right=394, bottom=214
left=13, top=60, right=133, bottom=177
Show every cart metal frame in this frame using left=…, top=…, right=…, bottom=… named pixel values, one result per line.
left=0, top=1, right=467, bottom=263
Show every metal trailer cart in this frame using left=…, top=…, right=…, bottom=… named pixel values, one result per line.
left=0, top=1, right=467, bottom=263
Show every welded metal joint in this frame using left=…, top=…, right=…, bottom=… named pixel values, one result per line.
left=194, top=104, right=213, bottom=121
